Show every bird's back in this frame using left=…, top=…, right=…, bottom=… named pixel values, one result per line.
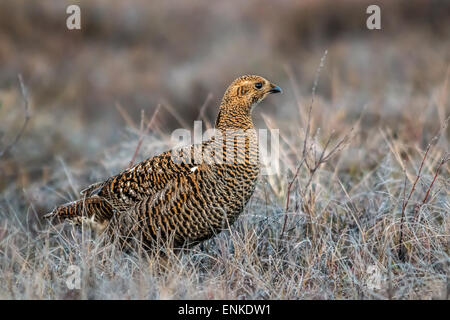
left=48, top=129, right=260, bottom=248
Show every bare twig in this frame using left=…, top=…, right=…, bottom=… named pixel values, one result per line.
left=0, top=74, right=31, bottom=158
left=115, top=102, right=137, bottom=129
left=398, top=141, right=432, bottom=260
left=401, top=168, right=408, bottom=214
left=397, top=115, right=449, bottom=261
left=300, top=132, right=352, bottom=204
left=303, top=50, right=328, bottom=162
left=421, top=153, right=449, bottom=204
left=413, top=153, right=450, bottom=221
left=281, top=50, right=329, bottom=239
left=128, top=104, right=161, bottom=168
left=197, top=93, right=214, bottom=129
left=321, top=128, right=354, bottom=163
left=397, top=116, right=449, bottom=252
left=160, top=99, right=189, bottom=129
left=280, top=49, right=353, bottom=240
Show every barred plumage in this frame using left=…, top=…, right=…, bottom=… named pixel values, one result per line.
left=46, top=75, right=282, bottom=249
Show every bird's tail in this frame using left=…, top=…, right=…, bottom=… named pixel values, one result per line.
left=44, top=196, right=113, bottom=225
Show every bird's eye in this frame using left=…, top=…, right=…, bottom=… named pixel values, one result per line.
left=255, top=82, right=263, bottom=89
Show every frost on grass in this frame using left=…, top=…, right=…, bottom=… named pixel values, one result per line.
left=0, top=78, right=448, bottom=300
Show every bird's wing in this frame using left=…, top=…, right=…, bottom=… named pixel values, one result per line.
left=124, top=165, right=212, bottom=243
left=83, top=149, right=196, bottom=213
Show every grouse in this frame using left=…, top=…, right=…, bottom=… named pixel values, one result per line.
left=45, top=75, right=282, bottom=249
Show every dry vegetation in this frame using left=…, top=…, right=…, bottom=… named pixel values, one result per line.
left=0, top=0, right=449, bottom=299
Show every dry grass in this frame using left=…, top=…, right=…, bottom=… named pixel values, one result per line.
left=1, top=68, right=448, bottom=299
left=0, top=0, right=449, bottom=299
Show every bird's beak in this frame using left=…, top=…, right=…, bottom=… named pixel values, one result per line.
left=268, top=83, right=282, bottom=94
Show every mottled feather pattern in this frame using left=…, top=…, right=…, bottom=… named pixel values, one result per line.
left=46, top=75, right=281, bottom=249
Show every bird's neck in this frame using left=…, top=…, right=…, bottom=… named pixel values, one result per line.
left=215, top=104, right=254, bottom=131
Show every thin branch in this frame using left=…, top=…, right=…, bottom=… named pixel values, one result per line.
left=197, top=93, right=214, bottom=130
left=421, top=153, right=449, bottom=204
left=401, top=142, right=432, bottom=214
left=281, top=50, right=328, bottom=240
left=115, top=102, right=137, bottom=129
left=128, top=104, right=161, bottom=168
left=0, top=74, right=31, bottom=158
left=413, top=153, right=450, bottom=221
left=398, top=140, right=434, bottom=261
left=160, top=99, right=189, bottom=129
left=401, top=168, right=408, bottom=214
left=302, top=50, right=328, bottom=161
left=321, top=127, right=354, bottom=163
left=397, top=115, right=449, bottom=260
left=315, top=132, right=334, bottom=167
left=280, top=50, right=354, bottom=241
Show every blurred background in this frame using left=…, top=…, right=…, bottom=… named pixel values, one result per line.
left=0, top=0, right=449, bottom=214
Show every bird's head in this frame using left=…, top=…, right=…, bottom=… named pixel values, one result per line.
left=222, top=75, right=282, bottom=109
left=216, top=75, right=282, bottom=129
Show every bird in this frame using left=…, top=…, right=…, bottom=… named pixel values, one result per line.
left=45, top=75, right=282, bottom=250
